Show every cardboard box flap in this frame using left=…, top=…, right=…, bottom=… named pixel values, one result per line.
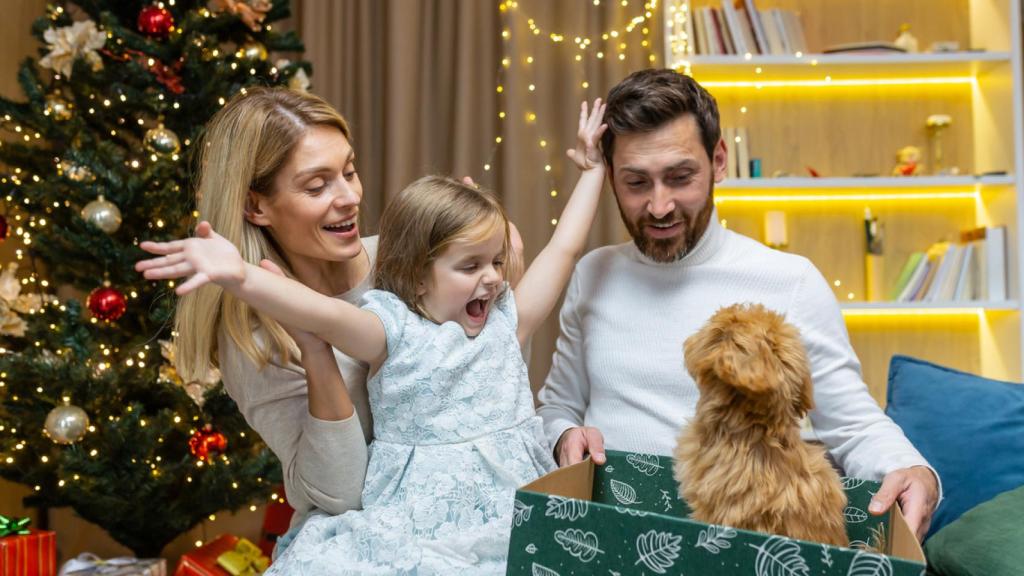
left=520, top=457, right=593, bottom=501
left=890, top=505, right=926, bottom=562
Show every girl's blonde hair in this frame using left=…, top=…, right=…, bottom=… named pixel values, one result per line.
left=374, top=176, right=515, bottom=317
left=175, top=87, right=351, bottom=381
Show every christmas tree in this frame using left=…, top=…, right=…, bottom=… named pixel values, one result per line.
left=0, top=0, right=311, bottom=557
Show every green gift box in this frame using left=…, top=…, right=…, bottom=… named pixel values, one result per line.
left=507, top=450, right=925, bottom=575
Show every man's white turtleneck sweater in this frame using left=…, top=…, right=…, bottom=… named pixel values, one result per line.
left=538, top=212, right=932, bottom=482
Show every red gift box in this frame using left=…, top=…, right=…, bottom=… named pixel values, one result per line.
left=257, top=489, right=293, bottom=558
left=0, top=530, right=57, bottom=576
left=173, top=535, right=235, bottom=576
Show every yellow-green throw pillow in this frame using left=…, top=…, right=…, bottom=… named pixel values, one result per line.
left=924, top=484, right=1024, bottom=575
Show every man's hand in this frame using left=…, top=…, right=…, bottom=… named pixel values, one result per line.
left=868, top=465, right=940, bottom=541
left=555, top=426, right=606, bottom=466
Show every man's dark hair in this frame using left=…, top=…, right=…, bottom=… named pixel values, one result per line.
left=601, top=68, right=721, bottom=168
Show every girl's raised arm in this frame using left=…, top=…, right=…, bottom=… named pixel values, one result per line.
left=136, top=221, right=386, bottom=366
left=513, top=99, right=607, bottom=346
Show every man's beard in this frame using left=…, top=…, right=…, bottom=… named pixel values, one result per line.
left=617, top=186, right=715, bottom=263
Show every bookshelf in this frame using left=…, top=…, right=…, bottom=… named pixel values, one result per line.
left=665, top=0, right=1024, bottom=401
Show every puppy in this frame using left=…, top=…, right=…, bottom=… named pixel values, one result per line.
left=673, top=303, right=848, bottom=547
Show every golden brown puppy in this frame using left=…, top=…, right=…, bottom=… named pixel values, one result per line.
left=673, top=303, right=848, bottom=547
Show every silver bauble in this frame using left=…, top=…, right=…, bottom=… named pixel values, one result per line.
left=44, top=403, right=89, bottom=444
left=57, top=160, right=96, bottom=183
left=81, top=195, right=122, bottom=234
left=44, top=94, right=73, bottom=122
left=143, top=125, right=181, bottom=156
left=236, top=40, right=268, bottom=61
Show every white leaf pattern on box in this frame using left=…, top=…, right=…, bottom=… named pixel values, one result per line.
left=821, top=544, right=834, bottom=568
left=844, top=506, right=869, bottom=524
left=605, top=465, right=615, bottom=473
left=554, top=528, right=605, bottom=562
left=532, top=562, right=560, bottom=576
left=526, top=543, right=538, bottom=554
left=514, top=499, right=534, bottom=527
left=694, top=524, right=737, bottom=554
left=847, top=551, right=893, bottom=576
left=749, top=536, right=810, bottom=576
left=614, top=506, right=649, bottom=517
left=634, top=530, right=682, bottom=574
left=841, top=477, right=866, bottom=490
left=545, top=495, right=589, bottom=521
left=610, top=479, right=643, bottom=505
left=626, top=453, right=664, bottom=476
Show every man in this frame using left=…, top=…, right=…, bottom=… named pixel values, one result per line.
left=536, top=68, right=940, bottom=540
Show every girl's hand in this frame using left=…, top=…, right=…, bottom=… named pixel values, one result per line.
left=566, top=98, right=608, bottom=171
left=135, top=221, right=246, bottom=295
left=258, top=259, right=331, bottom=353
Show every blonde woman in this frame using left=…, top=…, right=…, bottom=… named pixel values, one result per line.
left=176, top=87, right=376, bottom=529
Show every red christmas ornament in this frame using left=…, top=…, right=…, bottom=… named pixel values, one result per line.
left=189, top=425, right=228, bottom=461
left=137, top=6, right=175, bottom=38
left=0, top=214, right=7, bottom=242
left=86, top=285, right=127, bottom=321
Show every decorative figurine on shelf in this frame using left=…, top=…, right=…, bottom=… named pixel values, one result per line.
left=892, top=145, right=923, bottom=176
left=926, top=114, right=954, bottom=175
left=894, top=23, right=919, bottom=53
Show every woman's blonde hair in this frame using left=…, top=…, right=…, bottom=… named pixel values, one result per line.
left=374, top=176, right=515, bottom=317
left=175, top=87, right=351, bottom=381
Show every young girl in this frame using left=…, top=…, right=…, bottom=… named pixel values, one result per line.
left=137, top=100, right=606, bottom=574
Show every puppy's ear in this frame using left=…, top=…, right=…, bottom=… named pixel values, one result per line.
left=773, top=323, right=815, bottom=416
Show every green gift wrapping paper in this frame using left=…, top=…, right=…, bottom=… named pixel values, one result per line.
left=507, top=450, right=925, bottom=576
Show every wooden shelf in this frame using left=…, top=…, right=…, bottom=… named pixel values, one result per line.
left=840, top=301, right=1020, bottom=312
left=676, top=52, right=1012, bottom=84
left=716, top=175, right=1015, bottom=190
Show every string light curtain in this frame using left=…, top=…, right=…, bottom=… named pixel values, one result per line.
left=296, top=0, right=662, bottom=389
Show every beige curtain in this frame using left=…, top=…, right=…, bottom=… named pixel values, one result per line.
left=296, top=0, right=663, bottom=389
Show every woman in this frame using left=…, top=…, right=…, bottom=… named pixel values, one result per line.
left=174, top=87, right=524, bottom=535
left=175, top=87, right=374, bottom=528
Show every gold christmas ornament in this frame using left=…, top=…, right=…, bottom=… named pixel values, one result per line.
left=143, top=125, right=181, bottom=156
left=44, top=94, right=73, bottom=121
left=81, top=195, right=122, bottom=234
left=44, top=402, right=90, bottom=444
left=236, top=40, right=268, bottom=61
left=57, top=159, right=96, bottom=183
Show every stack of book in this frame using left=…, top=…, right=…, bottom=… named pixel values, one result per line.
left=689, top=0, right=807, bottom=56
left=891, top=226, right=1008, bottom=303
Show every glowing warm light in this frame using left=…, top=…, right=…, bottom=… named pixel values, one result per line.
left=715, top=191, right=978, bottom=203
left=700, top=77, right=976, bottom=89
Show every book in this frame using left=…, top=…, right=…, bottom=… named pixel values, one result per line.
left=736, top=5, right=761, bottom=56
left=735, top=127, right=750, bottom=179
left=935, top=244, right=966, bottom=301
left=923, top=243, right=957, bottom=301
left=769, top=9, right=792, bottom=54
left=898, top=257, right=932, bottom=302
left=781, top=10, right=808, bottom=54
left=961, top=226, right=1008, bottom=301
left=720, top=1, right=747, bottom=55
left=694, top=7, right=709, bottom=55
left=742, top=0, right=769, bottom=55
left=823, top=41, right=907, bottom=54
left=683, top=3, right=697, bottom=55
left=760, top=8, right=786, bottom=55
left=708, top=8, right=728, bottom=54
left=952, top=243, right=975, bottom=301
left=986, top=226, right=1007, bottom=301
left=889, top=252, right=925, bottom=301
